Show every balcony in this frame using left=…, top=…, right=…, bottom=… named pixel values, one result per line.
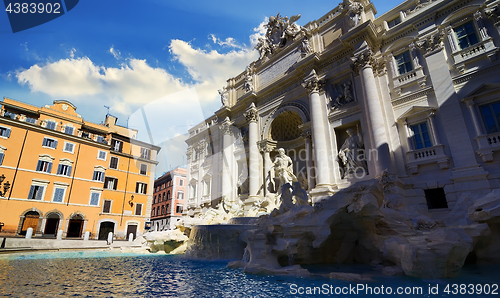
left=406, top=144, right=450, bottom=174
left=452, top=38, right=498, bottom=73
left=392, top=67, right=426, bottom=96
left=475, top=132, right=500, bottom=162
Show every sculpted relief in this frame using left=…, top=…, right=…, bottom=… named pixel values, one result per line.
left=255, top=13, right=312, bottom=60
left=327, top=80, right=355, bottom=110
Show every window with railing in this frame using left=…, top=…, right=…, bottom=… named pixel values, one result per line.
left=395, top=51, right=413, bottom=75
left=411, top=122, right=433, bottom=149
left=454, top=21, right=479, bottom=50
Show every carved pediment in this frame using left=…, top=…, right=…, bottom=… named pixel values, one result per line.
left=397, top=106, right=436, bottom=122
left=463, top=83, right=500, bottom=101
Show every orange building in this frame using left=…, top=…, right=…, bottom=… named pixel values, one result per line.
left=0, top=98, right=160, bottom=240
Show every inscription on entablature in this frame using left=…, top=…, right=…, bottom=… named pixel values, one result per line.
left=258, top=50, right=301, bottom=88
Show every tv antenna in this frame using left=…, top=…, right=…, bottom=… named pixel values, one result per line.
left=104, top=105, right=110, bottom=116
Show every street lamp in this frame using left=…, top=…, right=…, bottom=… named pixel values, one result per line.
left=128, top=195, right=134, bottom=207
left=0, top=174, right=10, bottom=197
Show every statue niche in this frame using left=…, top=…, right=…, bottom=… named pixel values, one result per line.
left=337, top=125, right=368, bottom=178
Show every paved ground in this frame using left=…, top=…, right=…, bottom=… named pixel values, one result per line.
left=0, top=236, right=142, bottom=253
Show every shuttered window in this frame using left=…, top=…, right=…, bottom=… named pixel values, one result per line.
left=0, top=127, right=11, bottom=138
left=42, top=137, right=58, bottom=149
left=102, top=200, right=112, bottom=213
left=28, top=185, right=44, bottom=200
left=0, top=153, right=4, bottom=166
left=36, top=160, right=52, bottom=173
left=135, top=203, right=143, bottom=216
left=93, top=171, right=105, bottom=182
left=109, top=157, right=118, bottom=169
left=52, top=188, right=65, bottom=202
left=46, top=121, right=56, bottom=130
left=90, top=192, right=100, bottom=206
left=57, top=164, right=72, bottom=176
left=64, top=126, right=74, bottom=135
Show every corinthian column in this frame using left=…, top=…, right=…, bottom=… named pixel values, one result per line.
left=352, top=50, right=392, bottom=174
left=302, top=71, right=332, bottom=191
left=258, top=139, right=276, bottom=197
left=219, top=117, right=234, bottom=200
left=244, top=103, right=260, bottom=199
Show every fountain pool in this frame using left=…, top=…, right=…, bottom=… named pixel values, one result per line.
left=0, top=251, right=499, bottom=297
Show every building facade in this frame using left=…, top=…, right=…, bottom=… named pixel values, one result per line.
left=151, top=167, right=186, bottom=230
left=0, top=98, right=160, bottom=239
left=185, top=0, right=500, bottom=218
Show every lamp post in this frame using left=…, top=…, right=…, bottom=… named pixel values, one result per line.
left=0, top=174, right=11, bottom=197
left=128, top=195, right=134, bottom=207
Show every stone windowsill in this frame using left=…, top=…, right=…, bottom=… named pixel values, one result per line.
left=393, top=66, right=426, bottom=89
left=406, top=144, right=450, bottom=174
left=475, top=132, right=500, bottom=162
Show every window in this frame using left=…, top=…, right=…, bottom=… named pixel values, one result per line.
left=104, top=177, right=118, bottom=190
left=97, top=150, right=107, bottom=161
left=162, top=193, right=165, bottom=202
left=153, top=195, right=157, bottom=204
left=57, top=164, right=72, bottom=176
left=109, top=157, right=119, bottom=169
left=0, top=126, right=11, bottom=138
left=479, top=101, right=500, bottom=134
left=161, top=205, right=165, bottom=215
left=151, top=208, right=155, bottom=217
left=42, top=137, right=58, bottom=149
left=179, top=179, right=184, bottom=186
left=102, top=200, right=112, bottom=213
left=36, top=160, right=52, bottom=173
left=96, top=135, right=106, bottom=144
left=454, top=21, right=479, bottom=50
left=395, top=51, right=413, bottom=75
left=140, top=147, right=151, bottom=159
left=52, top=187, right=66, bottom=203
left=45, top=120, right=56, bottom=130
left=111, top=140, right=123, bottom=152
left=178, top=192, right=184, bottom=200
left=387, top=16, right=401, bottom=29
left=64, top=126, right=74, bottom=135
left=28, top=185, right=45, bottom=200
left=411, top=122, right=432, bottom=149
left=166, top=204, right=169, bottom=214
left=206, top=142, right=213, bottom=156
left=167, top=191, right=170, bottom=200
left=63, top=142, right=75, bottom=153
left=135, top=203, right=143, bottom=216
left=189, top=182, right=197, bottom=198
left=89, top=192, right=101, bottom=206
left=93, top=170, right=105, bottom=182
left=136, top=182, right=147, bottom=194
left=176, top=205, right=183, bottom=213
left=424, top=188, right=448, bottom=209
left=0, top=152, right=4, bottom=166
left=156, top=206, right=160, bottom=216
left=26, top=117, right=36, bottom=124
left=140, top=164, right=147, bottom=175
left=203, top=179, right=211, bottom=196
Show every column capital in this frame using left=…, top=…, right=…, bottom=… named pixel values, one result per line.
left=351, top=49, right=375, bottom=73
left=302, top=70, right=325, bottom=94
left=416, top=29, right=445, bottom=57
left=485, top=4, right=500, bottom=25
left=257, top=139, right=276, bottom=153
left=244, top=102, right=258, bottom=123
left=301, top=130, right=312, bottom=139
left=219, top=116, right=234, bottom=136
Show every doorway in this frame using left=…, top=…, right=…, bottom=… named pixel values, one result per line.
left=20, top=211, right=40, bottom=235
left=67, top=215, right=84, bottom=238
left=98, top=221, right=115, bottom=240
left=126, top=224, right=137, bottom=240
left=44, top=213, right=60, bottom=237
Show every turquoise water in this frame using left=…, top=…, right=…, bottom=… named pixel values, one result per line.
left=0, top=251, right=498, bottom=297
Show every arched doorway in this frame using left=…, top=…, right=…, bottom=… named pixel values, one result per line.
left=20, top=211, right=40, bottom=235
left=67, top=214, right=84, bottom=238
left=126, top=224, right=138, bottom=240
left=98, top=221, right=115, bottom=240
left=44, top=213, right=60, bottom=237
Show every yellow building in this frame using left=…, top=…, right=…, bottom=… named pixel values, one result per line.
left=0, top=98, right=159, bottom=240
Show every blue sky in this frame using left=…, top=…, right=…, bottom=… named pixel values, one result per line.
left=0, top=0, right=403, bottom=176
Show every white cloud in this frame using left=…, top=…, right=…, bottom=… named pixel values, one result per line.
left=15, top=20, right=264, bottom=122
left=109, top=46, right=121, bottom=59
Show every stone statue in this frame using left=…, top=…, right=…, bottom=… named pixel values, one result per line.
left=256, top=37, right=272, bottom=59
left=222, top=197, right=245, bottom=217
left=346, top=0, right=364, bottom=28
left=292, top=182, right=309, bottom=205
left=338, top=128, right=367, bottom=176
left=272, top=148, right=297, bottom=190
left=244, top=67, right=254, bottom=92
left=299, top=37, right=312, bottom=56
left=218, top=87, right=228, bottom=106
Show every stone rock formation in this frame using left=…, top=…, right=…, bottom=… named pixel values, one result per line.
left=191, top=174, right=500, bottom=279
